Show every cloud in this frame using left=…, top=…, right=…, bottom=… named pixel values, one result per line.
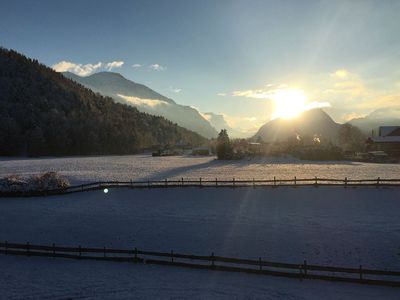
left=132, top=64, right=142, bottom=68
left=169, top=87, right=182, bottom=93
left=51, top=61, right=102, bottom=76
left=149, top=64, right=166, bottom=71
left=106, top=61, right=124, bottom=71
left=52, top=60, right=124, bottom=75
left=342, top=112, right=367, bottom=122
left=217, top=92, right=227, bottom=96
left=332, top=69, right=349, bottom=79
left=117, top=94, right=169, bottom=108
left=233, top=89, right=273, bottom=99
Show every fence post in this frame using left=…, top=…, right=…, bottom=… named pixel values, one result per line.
left=216, top=178, right=218, bottom=187
left=148, top=179, right=150, bottom=188
left=345, top=177, right=347, bottom=187
left=253, top=178, right=255, bottom=188
left=134, top=247, right=138, bottom=259
left=200, top=177, right=202, bottom=188
left=314, top=176, right=318, bottom=186
left=294, top=176, right=297, bottom=186
left=304, top=260, right=307, bottom=276
left=233, top=178, right=235, bottom=187
left=165, top=179, right=168, bottom=187
left=181, top=177, right=184, bottom=187
left=274, top=176, right=276, bottom=187
left=130, top=179, right=133, bottom=188
left=377, top=177, right=380, bottom=187
left=171, top=250, right=174, bottom=263
left=359, top=265, right=363, bottom=280
left=211, top=252, right=215, bottom=267
left=53, top=243, right=56, bottom=257
left=259, top=257, right=262, bottom=271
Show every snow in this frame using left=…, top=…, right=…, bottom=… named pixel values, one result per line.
left=1, top=255, right=399, bottom=300
left=1, top=154, right=400, bottom=185
left=0, top=186, right=400, bottom=298
left=1, top=155, right=400, bottom=298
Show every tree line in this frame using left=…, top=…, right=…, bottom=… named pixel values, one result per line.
left=0, top=48, right=206, bottom=156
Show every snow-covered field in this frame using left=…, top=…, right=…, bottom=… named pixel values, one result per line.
left=1, top=255, right=398, bottom=300
left=1, top=186, right=400, bottom=299
left=1, top=154, right=400, bottom=184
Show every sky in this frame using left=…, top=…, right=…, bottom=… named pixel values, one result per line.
left=1, top=0, right=399, bottom=132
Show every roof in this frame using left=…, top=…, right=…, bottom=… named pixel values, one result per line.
left=371, top=136, right=400, bottom=143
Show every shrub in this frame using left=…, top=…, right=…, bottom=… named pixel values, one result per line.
left=0, top=172, right=69, bottom=192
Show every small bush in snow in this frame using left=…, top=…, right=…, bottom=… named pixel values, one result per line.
left=0, top=175, right=28, bottom=192
left=0, top=172, right=69, bottom=192
left=28, top=172, right=70, bottom=191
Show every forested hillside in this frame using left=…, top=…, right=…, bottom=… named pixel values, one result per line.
left=0, top=48, right=206, bottom=156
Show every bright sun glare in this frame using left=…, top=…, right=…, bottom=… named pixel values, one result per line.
left=271, top=89, right=308, bottom=120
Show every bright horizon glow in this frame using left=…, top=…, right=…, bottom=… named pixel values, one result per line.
left=271, top=89, right=308, bottom=120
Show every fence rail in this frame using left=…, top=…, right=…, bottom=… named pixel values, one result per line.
left=1, top=242, right=399, bottom=287
left=1, top=177, right=400, bottom=197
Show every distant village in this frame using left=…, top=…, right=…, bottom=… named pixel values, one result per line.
left=152, top=125, right=400, bottom=163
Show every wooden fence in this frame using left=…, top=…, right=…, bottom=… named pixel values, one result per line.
left=1, top=242, right=400, bottom=287
left=1, top=177, right=400, bottom=197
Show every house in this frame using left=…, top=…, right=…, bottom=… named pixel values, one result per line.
left=366, top=126, right=400, bottom=158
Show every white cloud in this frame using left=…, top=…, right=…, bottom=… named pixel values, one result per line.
left=51, top=61, right=102, bottom=76
left=106, top=61, right=124, bottom=71
left=232, top=84, right=289, bottom=100
left=217, top=92, right=227, bottom=96
left=149, top=64, right=166, bottom=71
left=169, top=87, right=182, bottom=93
left=233, top=89, right=273, bottom=99
left=132, top=64, right=142, bottom=68
left=117, top=94, right=169, bottom=108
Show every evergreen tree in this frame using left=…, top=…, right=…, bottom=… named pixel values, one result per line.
left=216, top=129, right=232, bottom=159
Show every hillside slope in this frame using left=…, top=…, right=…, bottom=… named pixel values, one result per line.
left=0, top=48, right=206, bottom=156
left=63, top=72, right=218, bottom=138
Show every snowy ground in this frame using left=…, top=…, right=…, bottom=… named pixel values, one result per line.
left=1, top=186, right=400, bottom=298
left=1, top=255, right=399, bottom=300
left=1, top=154, right=400, bottom=184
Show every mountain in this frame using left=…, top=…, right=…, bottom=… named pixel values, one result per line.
left=63, top=72, right=218, bottom=139
left=347, top=107, right=400, bottom=135
left=203, top=112, right=244, bottom=138
left=253, top=108, right=341, bottom=142
left=0, top=48, right=206, bottom=156
left=64, top=71, right=175, bottom=104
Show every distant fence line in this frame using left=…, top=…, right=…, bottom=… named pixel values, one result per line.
left=1, top=241, right=399, bottom=287
left=1, top=177, right=400, bottom=197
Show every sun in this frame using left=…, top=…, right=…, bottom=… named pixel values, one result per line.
left=271, top=89, right=308, bottom=120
